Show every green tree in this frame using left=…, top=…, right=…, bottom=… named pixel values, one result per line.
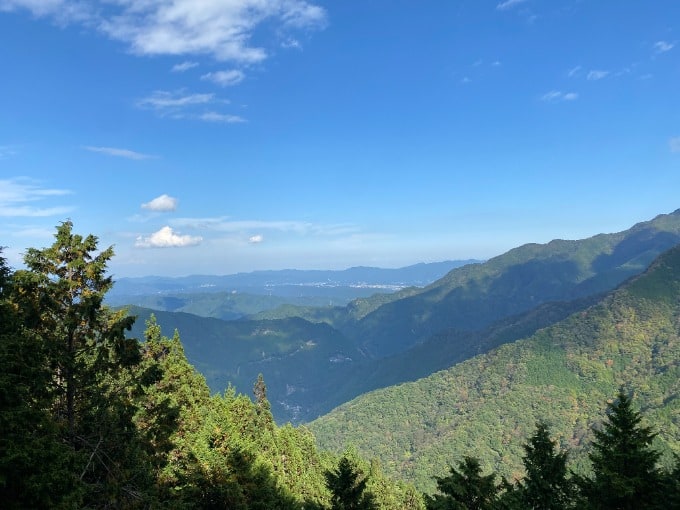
left=424, top=456, right=497, bottom=510
left=577, top=389, right=664, bottom=510
left=519, top=421, right=573, bottom=509
left=11, top=222, right=151, bottom=507
left=325, top=455, right=377, bottom=510
left=0, top=250, right=82, bottom=508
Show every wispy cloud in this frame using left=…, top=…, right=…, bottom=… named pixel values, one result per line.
left=0, top=177, right=73, bottom=217
left=141, top=194, right=178, bottom=212
left=199, top=112, right=246, bottom=123
left=171, top=216, right=359, bottom=237
left=201, top=69, right=245, bottom=87
left=2, top=1, right=326, bottom=63
left=171, top=61, right=199, bottom=72
left=567, top=65, right=581, bottom=78
left=137, top=90, right=215, bottom=111
left=654, top=41, right=675, bottom=54
left=249, top=234, right=264, bottom=244
left=496, top=0, right=528, bottom=11
left=135, top=226, right=202, bottom=248
left=670, top=136, right=680, bottom=153
left=84, top=145, right=156, bottom=160
left=540, top=90, right=578, bottom=102
left=0, top=145, right=18, bottom=159
left=281, top=38, right=301, bottom=49
left=587, top=70, right=609, bottom=81
left=136, top=90, right=242, bottom=123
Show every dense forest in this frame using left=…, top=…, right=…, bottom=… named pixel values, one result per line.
left=311, top=244, right=680, bottom=491
left=123, top=210, right=680, bottom=425
left=2, top=222, right=680, bottom=508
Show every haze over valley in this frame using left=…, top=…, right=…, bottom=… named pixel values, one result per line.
left=2, top=1, right=679, bottom=508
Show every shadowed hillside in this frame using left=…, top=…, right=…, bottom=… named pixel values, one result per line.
left=310, top=244, right=680, bottom=491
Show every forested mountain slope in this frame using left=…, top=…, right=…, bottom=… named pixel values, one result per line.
left=127, top=307, right=367, bottom=422
left=124, top=210, right=680, bottom=424
left=346, top=209, right=680, bottom=358
left=310, top=243, right=680, bottom=492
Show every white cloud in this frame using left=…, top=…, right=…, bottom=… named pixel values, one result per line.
left=567, top=65, right=581, bottom=78
left=84, top=145, right=155, bottom=160
left=201, top=69, right=245, bottom=87
left=249, top=234, right=264, bottom=244
left=136, top=91, right=242, bottom=123
left=171, top=216, right=359, bottom=238
left=0, top=145, right=18, bottom=159
left=496, top=0, right=527, bottom=11
left=137, top=90, right=215, bottom=110
left=0, top=177, right=73, bottom=217
left=670, top=136, right=680, bottom=153
left=141, top=194, right=178, bottom=212
left=587, top=70, right=609, bottom=81
left=171, top=60, right=198, bottom=72
left=460, top=76, right=471, bottom=84
left=0, top=0, right=91, bottom=23
left=135, top=226, right=202, bottom=248
left=199, top=112, right=246, bottom=123
left=654, top=41, right=674, bottom=53
left=540, top=90, right=578, bottom=102
left=2, top=0, right=326, bottom=63
left=281, top=38, right=301, bottom=49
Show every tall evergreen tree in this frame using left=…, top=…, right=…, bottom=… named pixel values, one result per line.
left=577, top=389, right=664, bottom=510
left=0, top=250, right=81, bottom=508
left=10, top=222, right=151, bottom=507
left=519, top=421, right=573, bottom=509
left=424, top=456, right=498, bottom=510
left=325, top=455, right=377, bottom=510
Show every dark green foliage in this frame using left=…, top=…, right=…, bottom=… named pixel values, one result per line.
left=311, top=244, right=680, bottom=491
left=0, top=225, right=426, bottom=509
left=519, top=422, right=573, bottom=509
left=325, top=455, right=377, bottom=510
left=424, top=457, right=497, bottom=510
left=576, top=389, right=665, bottom=509
left=1, top=224, right=158, bottom=508
left=126, top=209, right=680, bottom=424
left=0, top=251, right=80, bottom=509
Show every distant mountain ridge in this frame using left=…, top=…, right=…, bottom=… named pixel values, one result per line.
left=110, top=260, right=479, bottom=297
left=344, top=209, right=680, bottom=358
left=124, top=209, right=680, bottom=424
left=309, top=242, right=680, bottom=491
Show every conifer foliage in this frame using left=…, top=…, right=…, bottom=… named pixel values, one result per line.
left=325, top=455, right=377, bottom=510
left=424, top=456, right=498, bottom=510
left=576, top=389, right=665, bottom=509
left=0, top=223, right=422, bottom=509
left=519, top=421, right=573, bottom=509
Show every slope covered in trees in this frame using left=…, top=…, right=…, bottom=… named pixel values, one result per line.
left=3, top=222, right=680, bottom=508
left=344, top=208, right=680, bottom=359
left=119, top=209, right=680, bottom=424
left=0, top=223, right=423, bottom=509
left=310, top=243, right=680, bottom=492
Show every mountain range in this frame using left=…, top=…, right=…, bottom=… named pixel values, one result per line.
left=125, top=209, right=680, bottom=425
left=309, top=240, right=680, bottom=492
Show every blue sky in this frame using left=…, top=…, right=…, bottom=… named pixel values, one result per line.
left=1, top=1, right=679, bottom=277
